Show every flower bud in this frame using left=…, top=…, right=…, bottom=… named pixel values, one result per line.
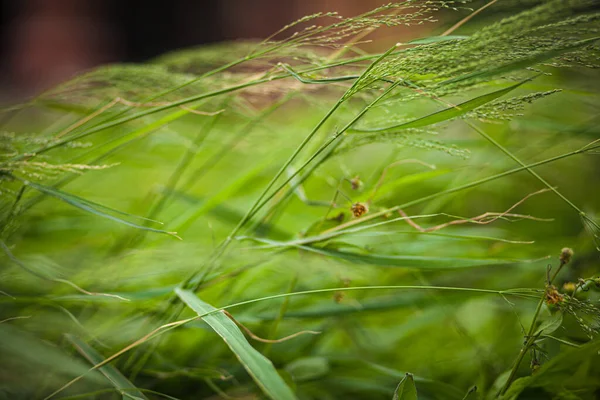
left=559, top=247, right=574, bottom=264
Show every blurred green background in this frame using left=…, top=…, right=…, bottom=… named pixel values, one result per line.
left=1, top=1, right=599, bottom=399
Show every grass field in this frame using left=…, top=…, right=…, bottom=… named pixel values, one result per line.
left=1, top=1, right=599, bottom=399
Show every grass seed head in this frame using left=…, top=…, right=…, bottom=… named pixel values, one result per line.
left=545, top=285, right=564, bottom=306
left=351, top=202, right=369, bottom=218
left=560, top=247, right=574, bottom=264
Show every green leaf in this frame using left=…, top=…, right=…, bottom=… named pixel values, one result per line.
left=534, top=312, right=563, bottom=336
left=393, top=373, right=418, bottom=400
left=175, top=288, right=297, bottom=400
left=350, top=78, right=531, bottom=133
left=365, top=362, right=463, bottom=400
left=65, top=335, right=148, bottom=400
left=298, top=244, right=524, bottom=269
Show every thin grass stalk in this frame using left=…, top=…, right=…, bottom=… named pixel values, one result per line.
left=499, top=255, right=570, bottom=395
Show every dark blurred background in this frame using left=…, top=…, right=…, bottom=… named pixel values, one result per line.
left=1, top=0, right=406, bottom=100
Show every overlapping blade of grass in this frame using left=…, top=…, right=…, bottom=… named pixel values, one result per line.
left=285, top=244, right=528, bottom=269
left=18, top=180, right=179, bottom=238
left=17, top=107, right=199, bottom=216
left=65, top=335, right=148, bottom=400
left=367, top=168, right=452, bottom=202
left=170, top=154, right=276, bottom=234
left=393, top=373, right=418, bottom=400
left=37, top=284, right=543, bottom=398
left=498, top=338, right=600, bottom=399
left=466, top=121, right=600, bottom=235
left=0, top=324, right=106, bottom=387
left=252, top=292, right=462, bottom=321
left=320, top=141, right=600, bottom=234
left=350, top=78, right=532, bottom=133
left=175, top=288, right=297, bottom=400
left=161, top=189, right=292, bottom=239
left=440, top=36, right=600, bottom=86
left=0, top=240, right=129, bottom=301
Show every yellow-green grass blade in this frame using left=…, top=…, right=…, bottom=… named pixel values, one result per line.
left=175, top=288, right=297, bottom=400
left=393, top=373, right=418, bottom=400
left=21, top=180, right=178, bottom=238
left=350, top=78, right=531, bottom=133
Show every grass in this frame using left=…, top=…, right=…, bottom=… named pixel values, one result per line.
left=1, top=1, right=600, bottom=399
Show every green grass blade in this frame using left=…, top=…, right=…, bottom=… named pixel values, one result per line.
left=291, top=244, right=526, bottom=269
left=65, top=335, right=148, bottom=400
left=20, top=180, right=179, bottom=238
left=407, top=35, right=469, bottom=45
left=439, top=36, right=600, bottom=86
left=279, top=63, right=360, bottom=84
left=393, top=373, right=418, bottom=400
left=351, top=78, right=531, bottom=133
left=175, top=288, right=297, bottom=400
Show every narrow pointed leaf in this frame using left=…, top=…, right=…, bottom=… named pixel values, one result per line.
left=393, top=373, right=418, bottom=400
left=351, top=78, right=530, bottom=133
left=175, top=288, right=297, bottom=400
left=297, top=244, right=524, bottom=269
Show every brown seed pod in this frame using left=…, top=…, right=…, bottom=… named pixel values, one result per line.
left=545, top=285, right=564, bottom=305
left=351, top=202, right=369, bottom=218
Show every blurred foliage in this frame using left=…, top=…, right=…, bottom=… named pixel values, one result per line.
left=1, top=1, right=599, bottom=399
